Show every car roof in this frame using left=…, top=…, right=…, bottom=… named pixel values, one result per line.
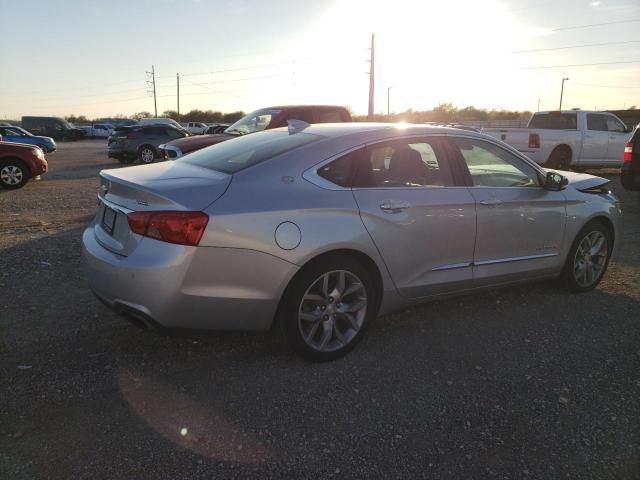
left=257, top=105, right=348, bottom=111
left=274, top=122, right=486, bottom=139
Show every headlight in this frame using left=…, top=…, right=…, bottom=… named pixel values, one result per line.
left=34, top=148, right=45, bottom=159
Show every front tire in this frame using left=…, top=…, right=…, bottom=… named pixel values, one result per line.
left=0, top=158, right=30, bottom=189
left=560, top=220, right=612, bottom=292
left=280, top=254, right=377, bottom=361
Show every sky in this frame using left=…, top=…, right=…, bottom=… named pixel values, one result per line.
left=1, top=0, right=639, bottom=119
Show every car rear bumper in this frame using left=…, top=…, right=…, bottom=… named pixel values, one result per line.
left=621, top=162, right=640, bottom=191
left=81, top=223, right=298, bottom=331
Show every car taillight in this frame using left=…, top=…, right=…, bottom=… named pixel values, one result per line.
left=623, top=141, right=633, bottom=163
left=528, top=133, right=540, bottom=149
left=127, top=211, right=209, bottom=246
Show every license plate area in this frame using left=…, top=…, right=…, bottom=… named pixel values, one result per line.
left=101, top=205, right=117, bottom=235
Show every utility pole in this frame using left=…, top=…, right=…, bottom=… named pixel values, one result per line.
left=368, top=33, right=375, bottom=121
left=177, top=73, right=180, bottom=119
left=387, top=86, right=393, bottom=117
left=559, top=77, right=569, bottom=111
left=146, top=65, right=158, bottom=117
left=537, top=98, right=541, bottom=112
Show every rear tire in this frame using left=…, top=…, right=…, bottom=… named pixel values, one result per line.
left=0, top=158, right=30, bottom=189
left=138, top=145, right=156, bottom=164
left=279, top=254, right=378, bottom=361
left=546, top=146, right=572, bottom=171
left=560, top=220, right=612, bottom=292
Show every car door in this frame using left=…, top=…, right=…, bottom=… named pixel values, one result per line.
left=446, top=136, right=566, bottom=284
left=349, top=136, right=477, bottom=299
left=604, top=114, right=630, bottom=165
left=581, top=114, right=609, bottom=165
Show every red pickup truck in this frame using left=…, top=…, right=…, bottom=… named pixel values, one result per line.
left=0, top=135, right=48, bottom=189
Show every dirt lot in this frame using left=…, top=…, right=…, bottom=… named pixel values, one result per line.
left=1, top=140, right=639, bottom=479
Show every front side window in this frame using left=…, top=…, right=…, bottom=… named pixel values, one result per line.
left=317, top=110, right=345, bottom=123
left=604, top=115, right=627, bottom=133
left=353, top=138, right=451, bottom=188
left=587, top=114, right=608, bottom=132
left=283, top=110, right=314, bottom=124
left=166, top=128, right=184, bottom=139
left=453, top=138, right=539, bottom=187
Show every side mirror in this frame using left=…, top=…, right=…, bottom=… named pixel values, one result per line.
left=544, top=171, right=568, bottom=191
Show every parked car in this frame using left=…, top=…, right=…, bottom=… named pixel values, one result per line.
left=205, top=123, right=230, bottom=135
left=21, top=116, right=85, bottom=141
left=621, top=123, right=640, bottom=191
left=107, top=125, right=188, bottom=163
left=0, top=125, right=57, bottom=153
left=158, top=105, right=352, bottom=159
left=85, top=123, right=114, bottom=138
left=0, top=134, right=48, bottom=189
left=83, top=123, right=620, bottom=361
left=482, top=110, right=633, bottom=169
left=186, top=122, right=208, bottom=135
left=138, top=118, right=185, bottom=130
left=96, top=118, right=137, bottom=127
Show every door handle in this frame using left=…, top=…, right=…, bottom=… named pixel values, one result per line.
left=379, top=202, right=410, bottom=213
left=480, top=198, right=502, bottom=207
left=585, top=135, right=594, bottom=139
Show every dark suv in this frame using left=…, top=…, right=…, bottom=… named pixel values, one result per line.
left=107, top=125, right=188, bottom=163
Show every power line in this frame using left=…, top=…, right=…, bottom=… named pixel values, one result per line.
left=550, top=18, right=640, bottom=31
left=509, top=40, right=640, bottom=54
left=179, top=77, right=244, bottom=100
left=516, top=60, right=640, bottom=70
left=573, top=82, right=640, bottom=89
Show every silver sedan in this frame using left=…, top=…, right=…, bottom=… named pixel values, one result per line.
left=82, top=123, right=621, bottom=361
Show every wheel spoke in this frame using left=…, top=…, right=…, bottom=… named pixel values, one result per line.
left=305, top=321, right=320, bottom=342
left=342, top=312, right=359, bottom=331
left=590, top=236, right=605, bottom=256
left=342, top=281, right=362, bottom=298
left=321, top=273, right=329, bottom=296
left=300, top=312, right=319, bottom=322
left=333, top=322, right=346, bottom=345
left=341, top=298, right=367, bottom=313
left=303, top=293, right=324, bottom=303
left=317, top=322, right=332, bottom=350
left=336, top=271, right=345, bottom=296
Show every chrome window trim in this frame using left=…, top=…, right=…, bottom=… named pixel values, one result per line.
left=474, top=252, right=558, bottom=266
left=303, top=133, right=457, bottom=191
left=431, top=262, right=472, bottom=272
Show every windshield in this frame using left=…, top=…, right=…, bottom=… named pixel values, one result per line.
left=181, top=130, right=321, bottom=173
left=225, top=109, right=281, bottom=135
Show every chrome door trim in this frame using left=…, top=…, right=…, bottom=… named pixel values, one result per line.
left=474, top=252, right=558, bottom=266
left=431, top=262, right=472, bottom=272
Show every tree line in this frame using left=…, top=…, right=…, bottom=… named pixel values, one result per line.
left=64, top=110, right=246, bottom=124
left=353, top=103, right=533, bottom=123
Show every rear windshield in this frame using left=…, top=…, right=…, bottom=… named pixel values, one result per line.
left=528, top=113, right=577, bottom=130
left=180, top=130, right=323, bottom=174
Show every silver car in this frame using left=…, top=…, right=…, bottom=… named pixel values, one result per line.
left=82, top=123, right=621, bottom=361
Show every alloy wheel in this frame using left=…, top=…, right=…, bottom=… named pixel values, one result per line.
left=140, top=148, right=155, bottom=163
left=1, top=165, right=24, bottom=186
left=573, top=230, right=608, bottom=288
left=298, top=270, right=368, bottom=353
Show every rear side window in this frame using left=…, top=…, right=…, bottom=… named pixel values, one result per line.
left=317, top=110, right=346, bottom=123
left=353, top=138, right=451, bottom=188
left=318, top=152, right=356, bottom=187
left=529, top=113, right=577, bottom=130
left=587, top=114, right=608, bottom=132
left=181, top=131, right=323, bottom=174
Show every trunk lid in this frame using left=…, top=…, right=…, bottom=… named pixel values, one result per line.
left=93, top=161, right=231, bottom=256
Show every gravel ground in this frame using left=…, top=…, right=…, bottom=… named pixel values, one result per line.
left=1, top=140, right=639, bottom=479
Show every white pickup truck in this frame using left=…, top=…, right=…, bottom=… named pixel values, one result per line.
left=482, top=110, right=633, bottom=169
left=185, top=122, right=208, bottom=135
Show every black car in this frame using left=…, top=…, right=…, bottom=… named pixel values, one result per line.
left=21, top=116, right=85, bottom=141
left=621, top=123, right=640, bottom=191
left=107, top=125, right=188, bottom=164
